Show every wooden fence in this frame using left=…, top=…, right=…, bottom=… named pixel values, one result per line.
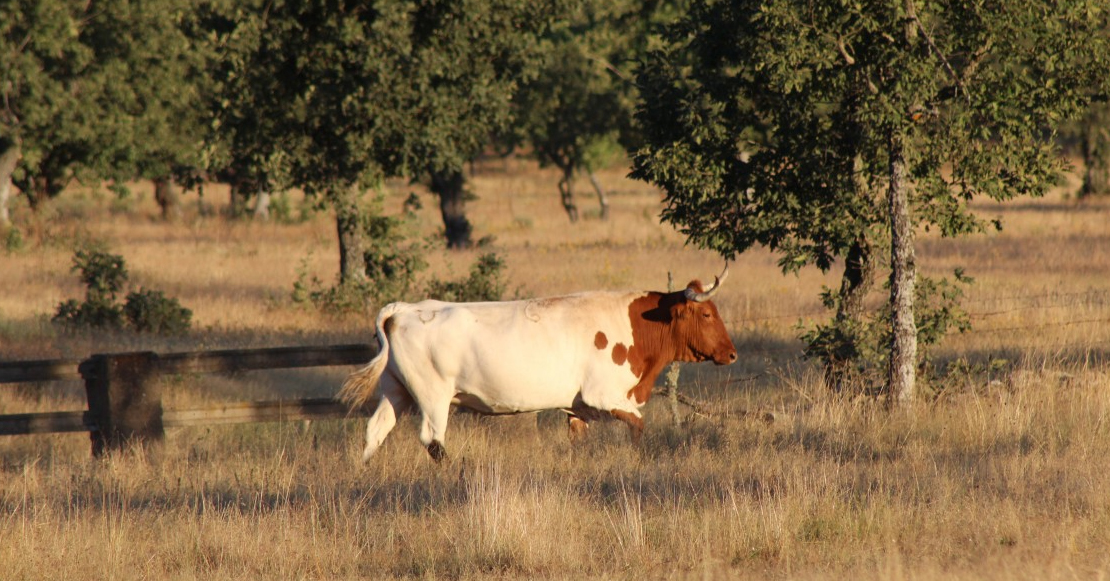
left=0, top=344, right=374, bottom=456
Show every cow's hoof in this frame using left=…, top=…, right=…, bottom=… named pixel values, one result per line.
left=426, top=441, right=448, bottom=463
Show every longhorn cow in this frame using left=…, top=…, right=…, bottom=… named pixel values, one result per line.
left=339, top=266, right=737, bottom=462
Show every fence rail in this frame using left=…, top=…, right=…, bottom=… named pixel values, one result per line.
left=0, top=344, right=374, bottom=456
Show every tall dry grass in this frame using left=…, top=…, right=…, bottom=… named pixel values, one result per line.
left=2, top=159, right=1110, bottom=579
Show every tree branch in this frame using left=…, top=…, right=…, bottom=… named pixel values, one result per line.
left=906, top=0, right=970, bottom=104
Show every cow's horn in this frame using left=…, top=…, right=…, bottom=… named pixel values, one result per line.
left=684, top=262, right=730, bottom=302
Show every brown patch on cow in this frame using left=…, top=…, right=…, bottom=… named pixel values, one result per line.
left=594, top=331, right=608, bottom=350
left=612, top=342, right=628, bottom=365
left=623, top=292, right=674, bottom=404
left=382, top=316, right=395, bottom=336
left=610, top=409, right=645, bottom=444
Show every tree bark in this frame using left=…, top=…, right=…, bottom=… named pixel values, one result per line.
left=329, top=185, right=368, bottom=285
left=886, top=131, right=917, bottom=406
left=0, top=137, right=19, bottom=226
left=429, top=168, right=473, bottom=249
left=228, top=181, right=252, bottom=219
left=152, top=176, right=183, bottom=222
left=254, top=190, right=272, bottom=221
left=824, top=236, right=875, bottom=392
left=1080, top=103, right=1110, bottom=198
left=587, top=171, right=610, bottom=220
left=558, top=165, right=579, bottom=223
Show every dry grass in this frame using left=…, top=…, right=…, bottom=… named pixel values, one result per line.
left=2, top=159, right=1110, bottom=579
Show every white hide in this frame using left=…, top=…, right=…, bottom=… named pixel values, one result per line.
left=359, top=292, right=647, bottom=460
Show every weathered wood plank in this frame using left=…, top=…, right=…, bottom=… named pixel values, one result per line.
left=155, top=344, right=374, bottom=375
left=163, top=398, right=364, bottom=427
left=0, top=359, right=83, bottom=384
left=0, top=410, right=92, bottom=435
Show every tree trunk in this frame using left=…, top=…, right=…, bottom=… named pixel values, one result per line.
left=254, top=190, right=272, bottom=221
left=1080, top=103, right=1110, bottom=198
left=823, top=236, right=875, bottom=392
left=329, top=185, right=368, bottom=285
left=664, top=271, right=682, bottom=427
left=886, top=131, right=916, bottom=406
left=153, top=176, right=183, bottom=222
left=0, top=138, right=19, bottom=226
left=429, top=168, right=473, bottom=249
left=558, top=165, right=579, bottom=223
left=587, top=171, right=610, bottom=220
left=228, top=181, right=252, bottom=219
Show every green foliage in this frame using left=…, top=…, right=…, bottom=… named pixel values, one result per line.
left=123, top=289, right=192, bottom=335
left=425, top=253, right=509, bottom=303
left=2, top=226, right=23, bottom=253
left=71, top=245, right=128, bottom=305
left=53, top=297, right=124, bottom=330
left=362, top=213, right=427, bottom=306
left=636, top=0, right=1110, bottom=270
left=634, top=0, right=1110, bottom=389
left=2, top=0, right=211, bottom=205
left=292, top=200, right=428, bottom=314
left=510, top=2, right=639, bottom=171
left=801, top=271, right=974, bottom=393
left=53, top=244, right=191, bottom=334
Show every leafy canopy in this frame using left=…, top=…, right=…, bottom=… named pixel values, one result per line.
left=633, top=0, right=1110, bottom=273
left=1, top=0, right=209, bottom=198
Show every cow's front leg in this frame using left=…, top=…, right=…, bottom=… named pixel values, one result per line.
left=610, top=409, right=644, bottom=444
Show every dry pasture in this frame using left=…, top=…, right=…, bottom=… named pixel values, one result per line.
left=2, top=159, right=1110, bottom=579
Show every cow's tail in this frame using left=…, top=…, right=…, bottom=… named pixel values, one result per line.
left=339, top=303, right=403, bottom=412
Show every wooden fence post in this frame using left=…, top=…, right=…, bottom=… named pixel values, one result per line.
left=80, top=352, right=163, bottom=456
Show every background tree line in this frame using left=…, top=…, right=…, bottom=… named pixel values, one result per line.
left=3, top=0, right=1108, bottom=403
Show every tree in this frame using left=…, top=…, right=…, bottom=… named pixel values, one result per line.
left=510, top=0, right=657, bottom=222
left=633, top=0, right=1110, bottom=404
left=401, top=0, right=551, bottom=248
left=209, top=0, right=549, bottom=279
left=1078, top=102, right=1110, bottom=198
left=0, top=0, right=209, bottom=223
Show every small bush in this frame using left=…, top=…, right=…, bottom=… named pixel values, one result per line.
left=425, top=253, right=508, bottom=303
left=124, top=288, right=192, bottom=335
left=292, top=197, right=427, bottom=314
left=800, top=269, right=973, bottom=396
left=53, top=297, right=124, bottom=330
left=2, top=226, right=24, bottom=253
left=53, top=244, right=191, bottom=335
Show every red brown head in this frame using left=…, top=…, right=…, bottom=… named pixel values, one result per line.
left=632, top=264, right=738, bottom=367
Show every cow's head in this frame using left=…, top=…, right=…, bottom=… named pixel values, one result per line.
left=670, top=267, right=737, bottom=365
left=632, top=264, right=738, bottom=367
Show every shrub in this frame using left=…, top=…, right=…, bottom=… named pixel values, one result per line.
left=124, top=288, right=192, bottom=335
left=425, top=253, right=508, bottom=303
left=53, top=244, right=191, bottom=335
left=800, top=269, right=973, bottom=396
left=292, top=196, right=427, bottom=314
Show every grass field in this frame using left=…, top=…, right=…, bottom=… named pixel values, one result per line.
left=2, top=159, right=1110, bottom=579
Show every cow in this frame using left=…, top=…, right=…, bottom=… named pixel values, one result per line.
left=339, top=265, right=738, bottom=463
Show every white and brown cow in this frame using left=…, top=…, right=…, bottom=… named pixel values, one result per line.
left=339, top=266, right=737, bottom=462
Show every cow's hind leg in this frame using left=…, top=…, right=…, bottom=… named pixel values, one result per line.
left=417, top=394, right=453, bottom=463
left=567, top=415, right=590, bottom=442
left=610, top=409, right=645, bottom=444
left=361, top=373, right=413, bottom=463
